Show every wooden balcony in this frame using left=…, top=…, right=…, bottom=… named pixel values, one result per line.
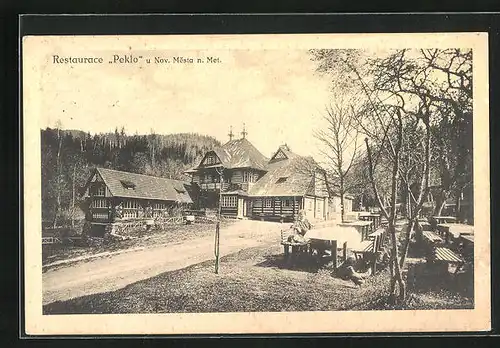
left=200, top=182, right=229, bottom=191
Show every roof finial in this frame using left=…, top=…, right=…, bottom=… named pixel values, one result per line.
left=228, top=126, right=234, bottom=141
left=241, top=123, right=247, bottom=139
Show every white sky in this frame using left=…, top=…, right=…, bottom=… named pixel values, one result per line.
left=39, top=49, right=333, bottom=160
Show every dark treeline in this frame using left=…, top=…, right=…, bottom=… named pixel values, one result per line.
left=41, top=127, right=220, bottom=227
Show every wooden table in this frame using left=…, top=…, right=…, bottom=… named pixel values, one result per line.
left=432, top=216, right=458, bottom=224
left=459, top=234, right=474, bottom=262
left=339, top=221, right=373, bottom=240
left=305, top=226, right=359, bottom=270
left=461, top=234, right=474, bottom=244
left=437, top=223, right=474, bottom=243
left=430, top=216, right=457, bottom=231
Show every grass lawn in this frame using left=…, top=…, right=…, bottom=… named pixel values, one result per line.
left=43, top=243, right=473, bottom=314
left=43, top=220, right=234, bottom=266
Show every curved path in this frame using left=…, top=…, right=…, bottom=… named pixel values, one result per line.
left=42, top=220, right=285, bottom=305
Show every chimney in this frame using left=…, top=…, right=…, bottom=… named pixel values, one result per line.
left=241, top=123, right=248, bottom=139
left=228, top=126, right=234, bottom=141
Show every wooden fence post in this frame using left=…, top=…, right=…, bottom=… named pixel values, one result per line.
left=331, top=240, right=338, bottom=270
left=342, top=242, right=347, bottom=262
left=372, top=235, right=378, bottom=275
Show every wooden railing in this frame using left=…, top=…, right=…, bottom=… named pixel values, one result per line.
left=42, top=237, right=62, bottom=245
left=200, top=183, right=230, bottom=191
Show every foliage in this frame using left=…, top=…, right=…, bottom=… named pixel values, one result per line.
left=309, top=48, right=473, bottom=304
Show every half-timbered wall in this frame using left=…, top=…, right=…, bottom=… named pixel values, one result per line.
left=251, top=196, right=301, bottom=219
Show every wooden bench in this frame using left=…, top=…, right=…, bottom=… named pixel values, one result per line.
left=280, top=229, right=310, bottom=263
left=429, top=247, right=465, bottom=275
left=422, top=231, right=443, bottom=244
left=352, top=238, right=379, bottom=274
left=368, top=229, right=385, bottom=252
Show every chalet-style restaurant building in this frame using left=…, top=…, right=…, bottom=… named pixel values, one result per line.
left=81, top=167, right=193, bottom=236
left=185, top=131, right=333, bottom=221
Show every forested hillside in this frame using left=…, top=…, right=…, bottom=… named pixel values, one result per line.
left=41, top=127, right=221, bottom=227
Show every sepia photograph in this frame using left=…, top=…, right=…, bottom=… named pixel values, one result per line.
left=22, top=33, right=490, bottom=334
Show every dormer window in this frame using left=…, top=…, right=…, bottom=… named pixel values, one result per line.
left=276, top=177, right=288, bottom=183
left=120, top=180, right=136, bottom=190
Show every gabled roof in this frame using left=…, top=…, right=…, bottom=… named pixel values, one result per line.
left=200, top=138, right=269, bottom=171
left=85, top=168, right=193, bottom=204
left=248, top=148, right=325, bottom=197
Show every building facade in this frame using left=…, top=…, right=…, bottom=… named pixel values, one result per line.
left=186, top=136, right=331, bottom=222
left=81, top=167, right=193, bottom=236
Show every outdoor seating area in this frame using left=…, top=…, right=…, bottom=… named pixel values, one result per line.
left=278, top=212, right=388, bottom=280
left=419, top=216, right=474, bottom=278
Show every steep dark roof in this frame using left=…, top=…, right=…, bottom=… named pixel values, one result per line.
left=248, top=148, right=323, bottom=197
left=89, top=168, right=193, bottom=204
left=210, top=138, right=269, bottom=170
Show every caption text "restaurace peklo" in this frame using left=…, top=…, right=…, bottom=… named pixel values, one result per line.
left=52, top=54, right=222, bottom=65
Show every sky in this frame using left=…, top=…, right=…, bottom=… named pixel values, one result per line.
left=38, top=49, right=334, bottom=160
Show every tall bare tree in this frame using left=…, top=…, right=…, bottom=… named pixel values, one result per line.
left=52, top=120, right=64, bottom=228
left=309, top=48, right=472, bottom=304
left=315, top=100, right=361, bottom=222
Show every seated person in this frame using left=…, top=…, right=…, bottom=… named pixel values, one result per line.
left=288, top=210, right=312, bottom=243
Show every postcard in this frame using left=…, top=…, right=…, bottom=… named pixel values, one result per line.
left=22, top=33, right=490, bottom=335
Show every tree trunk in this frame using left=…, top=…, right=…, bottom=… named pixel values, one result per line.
left=388, top=222, right=405, bottom=303
left=340, top=176, right=345, bottom=222
left=434, top=190, right=448, bottom=216
left=455, top=189, right=462, bottom=222
left=53, top=128, right=62, bottom=228
left=71, top=164, right=76, bottom=229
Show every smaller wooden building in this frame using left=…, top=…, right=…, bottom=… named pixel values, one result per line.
left=247, top=145, right=330, bottom=221
left=81, top=168, right=193, bottom=236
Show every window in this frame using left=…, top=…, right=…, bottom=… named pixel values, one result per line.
left=123, top=200, right=139, bottom=209
left=205, top=154, right=218, bottom=165
left=120, top=180, right=136, bottom=190
left=284, top=199, right=290, bottom=207
left=91, top=185, right=105, bottom=196
left=265, top=199, right=272, bottom=208
left=153, top=202, right=167, bottom=218
left=276, top=177, right=288, bottom=184
left=221, top=196, right=237, bottom=207
left=242, top=171, right=250, bottom=182
left=92, top=198, right=108, bottom=208
left=204, top=174, right=211, bottom=183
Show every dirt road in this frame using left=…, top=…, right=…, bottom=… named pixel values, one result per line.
left=42, top=220, right=286, bottom=305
